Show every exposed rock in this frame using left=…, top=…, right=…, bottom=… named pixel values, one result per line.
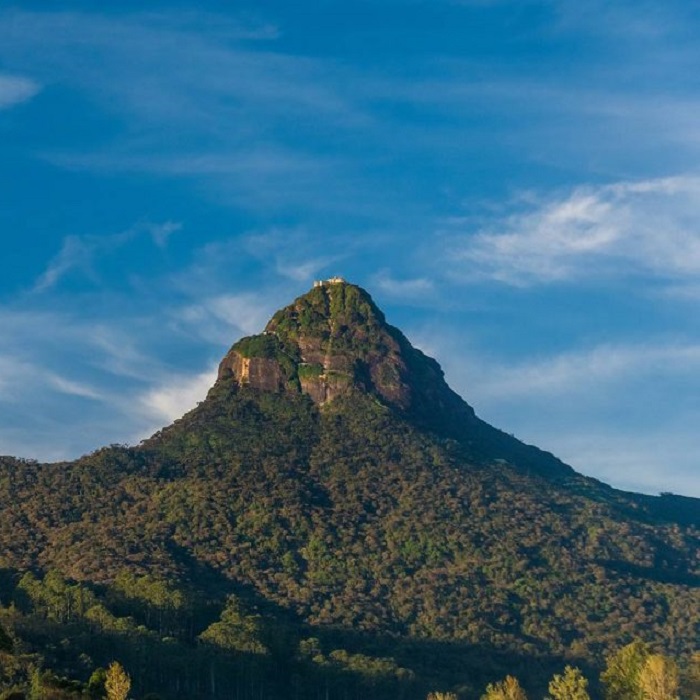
left=215, top=280, right=474, bottom=422
left=218, top=351, right=287, bottom=392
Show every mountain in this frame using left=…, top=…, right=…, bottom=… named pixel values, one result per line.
left=0, top=279, right=698, bottom=699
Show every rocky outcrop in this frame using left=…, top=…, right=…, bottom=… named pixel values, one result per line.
left=215, top=280, right=474, bottom=421
left=217, top=350, right=287, bottom=393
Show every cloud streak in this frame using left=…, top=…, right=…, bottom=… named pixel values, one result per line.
left=464, top=340, right=700, bottom=399
left=0, top=73, right=39, bottom=109
left=33, top=221, right=181, bottom=292
left=138, top=367, right=217, bottom=426
left=448, top=176, right=700, bottom=286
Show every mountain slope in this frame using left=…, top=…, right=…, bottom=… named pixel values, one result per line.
left=0, top=280, right=697, bottom=698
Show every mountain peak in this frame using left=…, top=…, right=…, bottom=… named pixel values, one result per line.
left=217, top=280, right=469, bottom=419
left=213, top=282, right=581, bottom=481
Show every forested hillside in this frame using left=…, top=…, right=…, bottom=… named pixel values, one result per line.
left=0, top=282, right=697, bottom=699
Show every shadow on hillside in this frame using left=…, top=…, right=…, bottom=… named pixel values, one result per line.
left=137, top=550, right=598, bottom=699
left=596, top=558, right=700, bottom=587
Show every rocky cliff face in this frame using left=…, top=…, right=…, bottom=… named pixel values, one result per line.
left=216, top=280, right=472, bottom=421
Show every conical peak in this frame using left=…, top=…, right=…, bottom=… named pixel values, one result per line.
left=217, top=280, right=472, bottom=421
left=265, top=279, right=386, bottom=339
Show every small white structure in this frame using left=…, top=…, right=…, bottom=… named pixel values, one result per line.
left=314, top=276, right=346, bottom=287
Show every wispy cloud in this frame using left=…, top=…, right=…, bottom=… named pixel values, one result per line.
left=553, top=428, right=700, bottom=496
left=465, top=340, right=700, bottom=399
left=149, top=221, right=181, bottom=248
left=421, top=333, right=700, bottom=496
left=0, top=304, right=215, bottom=460
left=0, top=73, right=40, bottom=109
left=0, top=356, right=36, bottom=400
left=446, top=176, right=700, bottom=286
left=0, top=9, right=428, bottom=224
left=45, top=374, right=103, bottom=401
left=33, top=221, right=181, bottom=292
left=175, top=293, right=274, bottom=345
left=0, top=10, right=364, bottom=137
left=34, top=235, right=100, bottom=292
left=549, top=0, right=691, bottom=41
left=242, top=227, right=347, bottom=283
left=138, top=367, right=217, bottom=426
left=372, top=270, right=435, bottom=298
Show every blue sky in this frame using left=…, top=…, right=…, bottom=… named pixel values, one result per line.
left=1, top=0, right=700, bottom=496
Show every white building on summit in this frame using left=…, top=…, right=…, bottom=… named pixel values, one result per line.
left=313, top=276, right=345, bottom=287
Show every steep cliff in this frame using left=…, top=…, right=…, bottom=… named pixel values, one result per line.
left=217, top=280, right=472, bottom=418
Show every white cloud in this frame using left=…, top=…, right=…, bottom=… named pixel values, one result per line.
left=242, top=228, right=347, bottom=283
left=0, top=356, right=36, bottom=400
left=448, top=176, right=700, bottom=286
left=0, top=74, right=40, bottom=109
left=176, top=293, right=273, bottom=344
left=0, top=304, right=219, bottom=460
left=373, top=271, right=434, bottom=297
left=33, top=235, right=98, bottom=292
left=148, top=221, right=181, bottom=248
left=138, top=367, right=217, bottom=425
left=553, top=429, right=700, bottom=496
left=0, top=11, right=363, bottom=131
left=413, top=329, right=700, bottom=496
left=467, top=341, right=700, bottom=399
left=45, top=374, right=103, bottom=401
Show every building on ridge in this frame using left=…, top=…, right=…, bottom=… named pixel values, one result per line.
left=313, top=276, right=346, bottom=287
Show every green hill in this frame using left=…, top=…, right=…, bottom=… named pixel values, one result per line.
left=0, top=280, right=697, bottom=699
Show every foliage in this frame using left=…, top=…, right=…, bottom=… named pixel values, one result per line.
left=681, top=651, right=700, bottom=699
left=104, top=661, right=130, bottom=700
left=0, top=624, right=13, bottom=654
left=548, top=666, right=590, bottom=700
left=199, top=595, right=268, bottom=655
left=481, top=675, right=528, bottom=700
left=638, top=655, right=679, bottom=700
left=601, top=641, right=650, bottom=700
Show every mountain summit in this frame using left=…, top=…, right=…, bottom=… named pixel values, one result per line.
left=215, top=278, right=573, bottom=479
left=217, top=278, right=471, bottom=421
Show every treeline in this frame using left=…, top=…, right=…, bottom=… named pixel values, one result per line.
left=428, top=641, right=699, bottom=700
left=0, top=568, right=420, bottom=699
left=0, top=569, right=698, bottom=699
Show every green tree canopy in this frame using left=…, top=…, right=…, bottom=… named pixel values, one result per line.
left=638, top=655, right=679, bottom=700
left=548, top=666, right=590, bottom=700
left=481, top=675, right=528, bottom=700
left=199, top=595, right=268, bottom=655
left=602, top=641, right=650, bottom=700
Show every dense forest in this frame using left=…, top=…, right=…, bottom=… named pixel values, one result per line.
left=0, top=282, right=697, bottom=698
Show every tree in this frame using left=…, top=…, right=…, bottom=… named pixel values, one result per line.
left=638, top=655, right=679, bottom=700
left=27, top=667, right=42, bottom=700
left=548, top=666, right=590, bottom=700
left=199, top=595, right=268, bottom=654
left=105, top=661, right=131, bottom=700
left=427, top=693, right=457, bottom=700
left=601, top=641, right=650, bottom=700
left=481, top=675, right=528, bottom=700
left=87, top=667, right=107, bottom=699
left=682, top=651, right=700, bottom=700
